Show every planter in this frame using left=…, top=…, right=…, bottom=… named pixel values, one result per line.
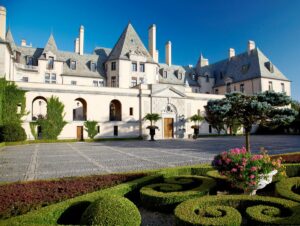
left=147, top=126, right=158, bottom=141
left=248, top=170, right=278, bottom=195
left=191, top=126, right=199, bottom=139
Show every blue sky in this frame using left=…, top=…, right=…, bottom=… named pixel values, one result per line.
left=2, top=0, right=300, bottom=101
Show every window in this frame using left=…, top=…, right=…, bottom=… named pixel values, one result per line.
left=114, top=126, right=118, bottom=136
left=206, top=75, right=209, bottom=82
left=215, top=89, right=219, bottom=94
left=47, top=57, right=54, bottom=69
left=234, top=85, right=236, bottom=92
left=268, top=81, right=273, bottom=91
left=91, top=62, right=97, bottom=72
left=281, top=83, right=285, bottom=93
left=71, top=81, right=77, bottom=85
left=197, top=109, right=201, bottom=116
left=265, top=61, right=274, bottom=73
left=226, top=83, right=231, bottom=93
left=22, top=77, right=29, bottom=82
left=111, top=62, right=116, bottom=71
left=16, top=51, right=21, bottom=63
left=129, top=107, right=133, bottom=116
left=140, top=63, right=145, bottom=72
left=209, top=125, right=212, bottom=134
left=110, top=100, right=122, bottom=121
left=99, top=79, right=104, bottom=87
left=194, top=88, right=198, bottom=93
left=70, top=61, right=76, bottom=70
left=97, top=126, right=100, bottom=133
left=163, top=71, right=167, bottom=78
left=111, top=76, right=117, bottom=87
left=45, top=73, right=50, bottom=83
left=26, top=56, right=33, bottom=65
left=178, top=73, right=182, bottom=80
left=93, top=80, right=99, bottom=87
left=131, top=77, right=137, bottom=87
left=139, top=77, right=144, bottom=84
left=192, top=74, right=196, bottom=81
left=240, top=84, right=245, bottom=93
left=51, top=74, right=56, bottom=84
left=132, top=63, right=137, bottom=72
left=241, top=64, right=250, bottom=74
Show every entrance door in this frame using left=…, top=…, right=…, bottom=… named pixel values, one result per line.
left=164, top=118, right=174, bottom=138
left=77, top=126, right=83, bottom=141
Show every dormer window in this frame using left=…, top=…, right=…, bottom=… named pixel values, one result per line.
left=140, top=63, right=145, bottom=72
left=205, top=74, right=209, bottom=82
left=70, top=60, right=76, bottom=70
left=26, top=56, right=33, bottom=66
left=91, top=62, right=97, bottom=72
left=111, top=62, right=116, bottom=71
left=47, top=57, right=54, bottom=70
left=265, top=61, right=274, bottom=73
left=192, top=74, right=196, bottom=81
left=163, top=71, right=167, bottom=78
left=241, top=64, right=250, bottom=74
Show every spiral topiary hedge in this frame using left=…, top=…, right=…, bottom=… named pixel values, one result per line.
left=276, top=177, right=300, bottom=202
left=175, top=195, right=300, bottom=226
left=140, top=175, right=216, bottom=212
left=80, top=195, right=141, bottom=226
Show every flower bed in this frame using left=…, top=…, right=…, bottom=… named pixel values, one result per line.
left=0, top=173, right=145, bottom=219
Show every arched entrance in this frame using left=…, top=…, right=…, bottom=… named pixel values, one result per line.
left=162, top=104, right=177, bottom=139
left=32, top=96, right=47, bottom=121
left=73, top=98, right=87, bottom=121
left=109, top=99, right=122, bottom=121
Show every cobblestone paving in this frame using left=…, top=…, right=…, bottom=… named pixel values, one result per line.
left=0, top=135, right=299, bottom=182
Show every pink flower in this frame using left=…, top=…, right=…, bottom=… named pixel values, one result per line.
left=231, top=168, right=237, bottom=172
left=251, top=155, right=263, bottom=161
left=251, top=166, right=257, bottom=172
left=250, top=174, right=255, bottom=179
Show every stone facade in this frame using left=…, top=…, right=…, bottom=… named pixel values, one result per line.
left=0, top=6, right=291, bottom=140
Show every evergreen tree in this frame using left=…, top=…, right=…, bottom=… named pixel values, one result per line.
left=84, top=120, right=98, bottom=139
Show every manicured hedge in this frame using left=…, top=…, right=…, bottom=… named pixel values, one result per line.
left=140, top=175, right=216, bottom=211
left=276, top=177, right=300, bottom=202
left=80, top=195, right=141, bottom=226
left=0, top=173, right=145, bottom=219
left=175, top=195, right=300, bottom=226
left=284, top=163, right=300, bottom=177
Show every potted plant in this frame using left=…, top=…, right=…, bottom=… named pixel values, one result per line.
left=144, top=113, right=161, bottom=141
left=212, top=147, right=285, bottom=195
left=190, top=114, right=204, bottom=139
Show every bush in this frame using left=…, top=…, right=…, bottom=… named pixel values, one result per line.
left=284, top=163, right=300, bottom=177
left=140, top=175, right=216, bottom=212
left=0, top=124, right=26, bottom=142
left=175, top=195, right=300, bottom=226
left=84, top=120, right=98, bottom=139
left=276, top=177, right=300, bottom=202
left=80, top=195, right=141, bottom=226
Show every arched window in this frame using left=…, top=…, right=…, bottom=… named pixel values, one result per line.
left=32, top=96, right=47, bottom=120
left=110, top=100, right=122, bottom=121
left=73, top=98, right=87, bottom=121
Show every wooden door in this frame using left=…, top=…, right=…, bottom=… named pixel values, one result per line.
left=77, top=126, right=83, bottom=141
left=164, top=118, right=174, bottom=138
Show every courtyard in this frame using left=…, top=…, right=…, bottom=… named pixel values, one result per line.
left=0, top=135, right=299, bottom=182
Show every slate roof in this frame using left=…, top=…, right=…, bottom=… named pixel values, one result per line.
left=41, top=34, right=58, bottom=56
left=107, top=23, right=155, bottom=63
left=5, top=28, right=16, bottom=48
left=199, top=48, right=289, bottom=88
left=158, top=63, right=199, bottom=87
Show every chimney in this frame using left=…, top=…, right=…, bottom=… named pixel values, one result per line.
left=199, top=54, right=209, bottom=67
left=148, top=24, right=158, bottom=62
left=0, top=6, right=6, bottom=40
left=248, top=40, right=255, bottom=55
left=74, top=38, right=79, bottom=53
left=21, top=39, right=26, bottom=47
left=79, top=25, right=84, bottom=55
left=165, top=41, right=172, bottom=66
left=229, top=48, right=235, bottom=59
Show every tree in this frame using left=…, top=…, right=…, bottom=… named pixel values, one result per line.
left=204, top=99, right=228, bottom=134
left=290, top=101, right=300, bottom=134
left=225, top=91, right=296, bottom=152
left=84, top=121, right=98, bottom=139
left=37, top=96, right=67, bottom=140
left=144, top=113, right=161, bottom=141
left=189, top=114, right=204, bottom=139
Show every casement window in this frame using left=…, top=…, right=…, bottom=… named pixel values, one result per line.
left=71, top=80, right=77, bottom=85
left=26, top=56, right=33, bottom=65
left=132, top=62, right=137, bottom=72
left=131, top=77, right=137, bottom=87
left=111, top=62, right=116, bottom=71
left=192, top=74, right=196, bottom=81
left=45, top=73, right=56, bottom=84
left=45, top=73, right=50, bottom=83
left=47, top=57, right=54, bottom=69
left=50, top=74, right=56, bottom=84
left=281, top=83, right=285, bottom=93
left=91, top=62, right=97, bottom=72
left=268, top=81, right=273, bottom=91
left=111, top=76, right=117, bottom=87
left=22, top=77, right=29, bottom=82
left=70, top=61, right=76, bottom=70
left=93, top=80, right=98, bottom=87
left=240, top=84, right=245, bottom=93
left=139, top=63, right=145, bottom=72
left=99, top=79, right=104, bottom=87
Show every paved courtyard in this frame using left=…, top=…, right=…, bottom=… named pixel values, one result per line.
left=0, top=135, right=299, bottom=182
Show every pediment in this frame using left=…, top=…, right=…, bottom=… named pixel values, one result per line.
left=151, top=86, right=186, bottom=98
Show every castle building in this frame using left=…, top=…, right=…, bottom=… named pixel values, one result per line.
left=0, top=6, right=291, bottom=140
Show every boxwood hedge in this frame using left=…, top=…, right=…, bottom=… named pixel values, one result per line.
left=175, top=195, right=300, bottom=226
left=276, top=177, right=300, bottom=202
left=80, top=195, right=141, bottom=226
left=140, top=175, right=216, bottom=211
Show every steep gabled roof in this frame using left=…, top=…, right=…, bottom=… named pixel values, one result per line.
left=6, top=28, right=16, bottom=48
left=42, top=33, right=57, bottom=54
left=107, top=23, right=154, bottom=63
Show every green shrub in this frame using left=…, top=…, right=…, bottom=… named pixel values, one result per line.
left=140, top=175, right=216, bottom=212
left=0, top=124, right=27, bottom=142
left=84, top=120, right=98, bottom=139
left=206, top=170, right=227, bottom=180
left=175, top=195, right=300, bottom=226
left=276, top=177, right=300, bottom=202
left=285, top=163, right=300, bottom=177
left=80, top=195, right=141, bottom=226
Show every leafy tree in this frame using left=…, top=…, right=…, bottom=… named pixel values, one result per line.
left=37, top=96, right=67, bottom=140
left=225, top=91, right=296, bottom=152
left=290, top=101, right=300, bottom=133
left=84, top=120, right=98, bottom=139
left=204, top=99, right=228, bottom=134
left=144, top=113, right=161, bottom=128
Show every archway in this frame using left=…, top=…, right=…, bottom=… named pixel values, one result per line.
left=109, top=99, right=122, bottom=121
left=32, top=96, right=47, bottom=120
left=73, top=98, right=87, bottom=121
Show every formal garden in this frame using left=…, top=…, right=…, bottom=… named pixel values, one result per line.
left=1, top=78, right=300, bottom=225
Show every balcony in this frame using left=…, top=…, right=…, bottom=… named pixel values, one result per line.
left=15, top=63, right=39, bottom=72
